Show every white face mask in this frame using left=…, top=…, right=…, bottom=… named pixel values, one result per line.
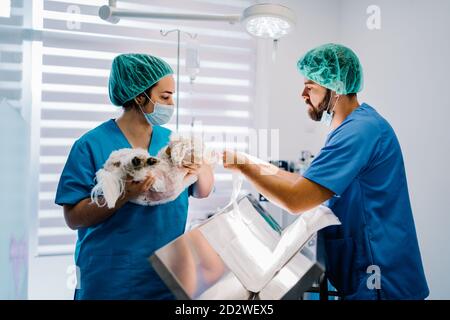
left=138, top=92, right=174, bottom=126
left=321, top=94, right=340, bottom=127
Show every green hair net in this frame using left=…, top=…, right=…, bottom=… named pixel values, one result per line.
left=108, top=53, right=174, bottom=106
left=297, top=43, right=363, bottom=95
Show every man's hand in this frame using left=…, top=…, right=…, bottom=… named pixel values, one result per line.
left=222, top=150, right=250, bottom=172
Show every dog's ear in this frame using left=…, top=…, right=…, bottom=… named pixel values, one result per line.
left=92, top=169, right=122, bottom=209
left=132, top=157, right=141, bottom=167
left=146, top=157, right=159, bottom=166
left=168, top=141, right=189, bottom=166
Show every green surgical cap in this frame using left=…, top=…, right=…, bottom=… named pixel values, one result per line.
left=297, top=43, right=363, bottom=95
left=108, top=53, right=174, bottom=106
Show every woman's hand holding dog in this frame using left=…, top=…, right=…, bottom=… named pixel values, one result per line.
left=122, top=174, right=156, bottom=202
left=64, top=174, right=156, bottom=230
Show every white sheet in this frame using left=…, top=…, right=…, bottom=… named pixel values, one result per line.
left=200, top=197, right=340, bottom=292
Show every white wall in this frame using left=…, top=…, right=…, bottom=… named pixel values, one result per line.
left=0, top=101, right=29, bottom=299
left=259, top=0, right=450, bottom=299
left=28, top=255, right=74, bottom=300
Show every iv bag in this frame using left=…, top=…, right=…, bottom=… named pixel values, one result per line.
left=186, top=38, right=200, bottom=83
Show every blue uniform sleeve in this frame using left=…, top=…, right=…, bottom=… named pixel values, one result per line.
left=303, top=120, right=381, bottom=196
left=55, top=139, right=96, bottom=206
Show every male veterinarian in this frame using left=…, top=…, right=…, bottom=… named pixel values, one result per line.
left=223, top=43, right=429, bottom=300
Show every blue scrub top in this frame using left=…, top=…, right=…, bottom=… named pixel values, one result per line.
left=55, top=119, right=190, bottom=300
left=304, top=103, right=429, bottom=300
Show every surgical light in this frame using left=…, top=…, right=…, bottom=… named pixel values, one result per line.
left=99, top=2, right=296, bottom=40
left=242, top=4, right=296, bottom=39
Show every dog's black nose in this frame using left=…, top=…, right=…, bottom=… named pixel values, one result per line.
left=146, top=157, right=159, bottom=166
left=132, top=157, right=141, bottom=167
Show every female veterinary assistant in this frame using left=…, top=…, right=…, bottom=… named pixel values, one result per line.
left=55, top=54, right=214, bottom=300
left=223, top=44, right=429, bottom=300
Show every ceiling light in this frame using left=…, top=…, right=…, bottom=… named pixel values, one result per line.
left=99, top=2, right=296, bottom=40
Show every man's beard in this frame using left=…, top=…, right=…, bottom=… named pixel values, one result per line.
left=306, top=89, right=332, bottom=121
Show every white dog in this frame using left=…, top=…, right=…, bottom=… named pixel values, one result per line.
left=91, top=133, right=216, bottom=209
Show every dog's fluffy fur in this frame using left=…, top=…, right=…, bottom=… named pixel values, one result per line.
left=91, top=133, right=216, bottom=208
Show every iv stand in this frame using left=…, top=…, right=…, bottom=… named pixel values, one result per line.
left=160, top=29, right=197, bottom=131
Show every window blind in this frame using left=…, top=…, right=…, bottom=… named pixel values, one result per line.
left=35, top=0, right=257, bottom=256
left=0, top=0, right=23, bottom=109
